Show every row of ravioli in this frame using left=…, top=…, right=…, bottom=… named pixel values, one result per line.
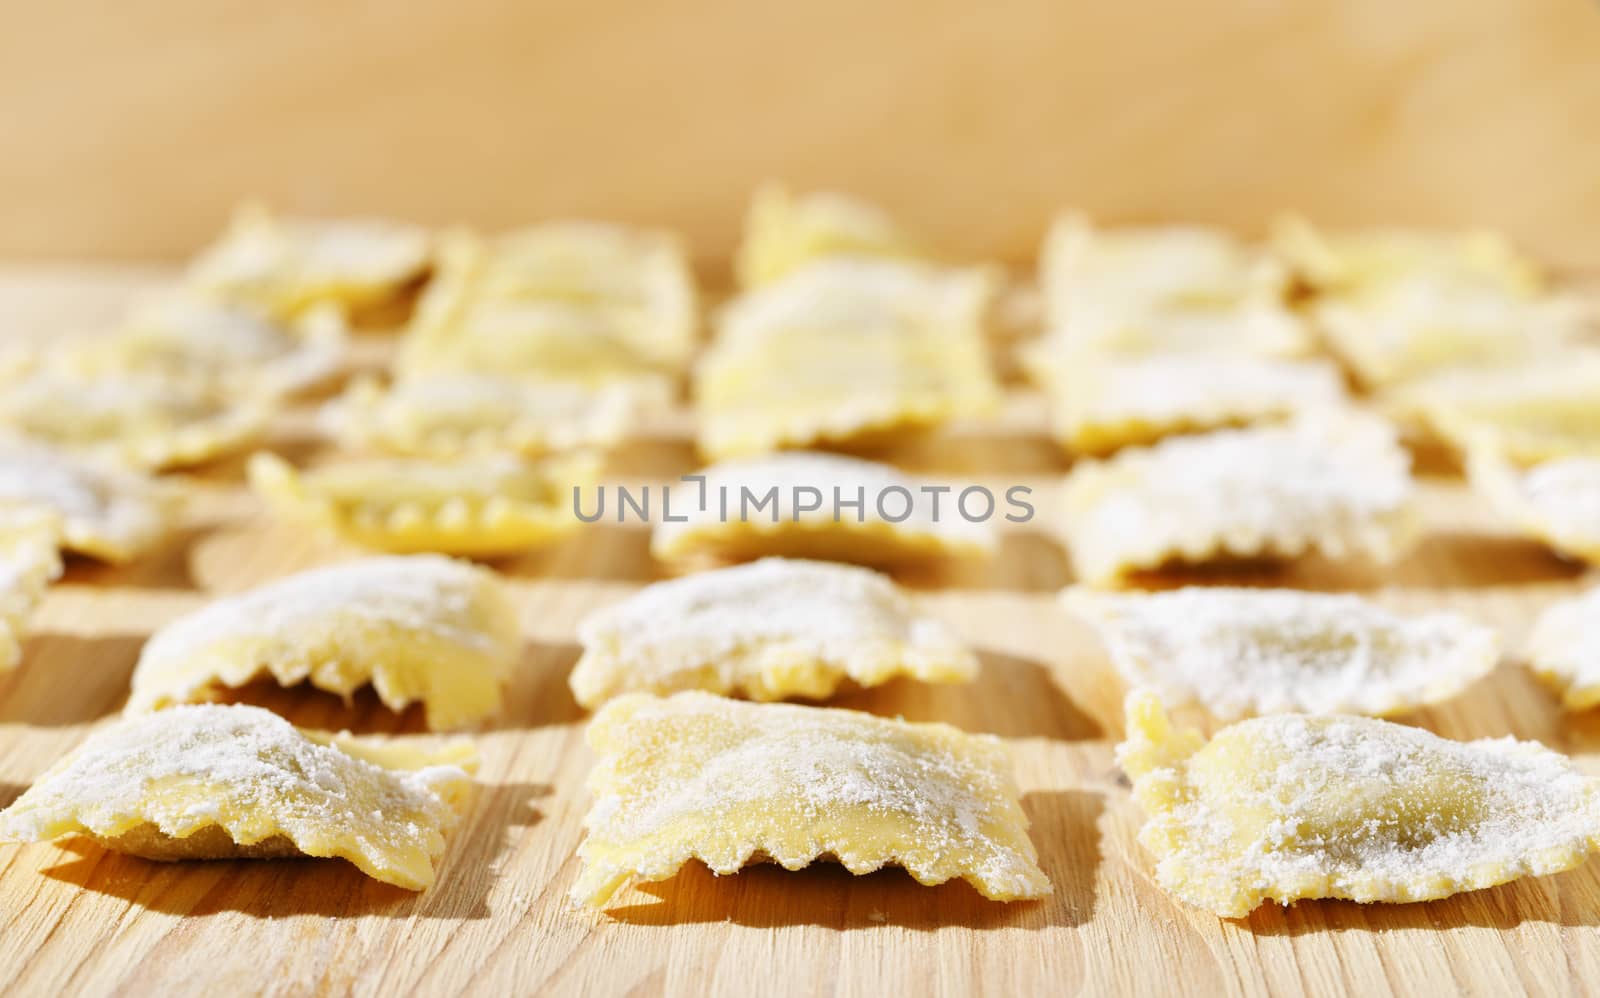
left=1, top=543, right=1598, bottom=917
left=0, top=185, right=1595, bottom=571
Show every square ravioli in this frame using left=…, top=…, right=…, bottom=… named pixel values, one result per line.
left=127, top=555, right=521, bottom=730
left=695, top=322, right=996, bottom=459
left=1024, top=355, right=1346, bottom=455
left=0, top=704, right=475, bottom=890
left=700, top=257, right=997, bottom=458
left=718, top=256, right=995, bottom=345
left=398, top=225, right=694, bottom=383
left=1525, top=586, right=1600, bottom=711
left=1066, top=586, right=1498, bottom=720
left=248, top=451, right=594, bottom=556
left=0, top=512, right=63, bottom=671
left=1062, top=410, right=1416, bottom=586
left=185, top=203, right=432, bottom=317
left=1396, top=358, right=1600, bottom=463
left=0, top=369, right=271, bottom=471
left=0, top=438, right=178, bottom=563
left=1271, top=216, right=1544, bottom=296
left=570, top=558, right=977, bottom=707
left=650, top=452, right=998, bottom=568
left=1310, top=282, right=1589, bottom=388
left=571, top=691, right=1050, bottom=907
left=1117, top=691, right=1600, bottom=918
left=1468, top=450, right=1600, bottom=565
left=1040, top=213, right=1286, bottom=326
left=322, top=374, right=635, bottom=459
left=735, top=184, right=919, bottom=288
left=1030, top=298, right=1313, bottom=361
left=59, top=295, right=346, bottom=400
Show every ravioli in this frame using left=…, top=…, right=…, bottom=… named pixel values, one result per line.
left=571, top=558, right=977, bottom=707
left=1117, top=690, right=1600, bottom=918
left=397, top=225, right=694, bottom=384
left=0, top=512, right=63, bottom=671
left=1025, top=355, right=1346, bottom=455
left=0, top=438, right=177, bottom=563
left=571, top=691, right=1050, bottom=907
left=699, top=256, right=997, bottom=457
left=65, top=295, right=347, bottom=399
left=1061, top=411, right=1416, bottom=586
left=718, top=256, right=995, bottom=345
left=650, top=452, right=997, bottom=567
left=1040, top=214, right=1285, bottom=327
left=0, top=369, right=271, bottom=471
left=1030, top=298, right=1313, bottom=361
left=1468, top=450, right=1600, bottom=564
left=323, top=373, right=635, bottom=459
left=248, top=451, right=593, bottom=556
left=1397, top=358, right=1600, bottom=463
left=0, top=704, right=475, bottom=890
left=1066, top=586, right=1498, bottom=720
left=1271, top=216, right=1543, bottom=295
left=1311, top=282, right=1588, bottom=388
left=126, top=555, right=521, bottom=730
left=734, top=184, right=919, bottom=288
left=1525, top=586, right=1600, bottom=711
left=185, top=203, right=432, bottom=317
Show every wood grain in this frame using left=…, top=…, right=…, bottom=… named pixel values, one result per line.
left=2, top=1, right=1599, bottom=270
left=1, top=267, right=1599, bottom=996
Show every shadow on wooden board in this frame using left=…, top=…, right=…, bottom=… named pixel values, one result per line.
left=1117, top=532, right=1585, bottom=594
left=58, top=524, right=217, bottom=593
left=29, top=780, right=550, bottom=920
left=191, top=639, right=588, bottom=734
left=834, top=650, right=1102, bottom=741
left=1243, top=861, right=1600, bottom=933
left=598, top=789, right=1101, bottom=929
left=0, top=633, right=146, bottom=727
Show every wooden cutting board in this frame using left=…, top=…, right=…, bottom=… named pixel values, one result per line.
left=0, top=267, right=1597, bottom=997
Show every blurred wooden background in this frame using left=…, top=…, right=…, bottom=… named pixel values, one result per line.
left=1, top=0, right=1597, bottom=268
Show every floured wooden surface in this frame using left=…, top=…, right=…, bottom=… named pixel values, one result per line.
left=0, top=266, right=1598, bottom=996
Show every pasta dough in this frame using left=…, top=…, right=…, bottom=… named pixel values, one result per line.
left=735, top=185, right=919, bottom=288
left=571, top=691, right=1050, bottom=907
left=0, top=369, right=271, bottom=471
left=1525, top=586, right=1600, bottom=711
left=1062, top=411, right=1417, bottom=586
left=1066, top=586, right=1498, bottom=720
left=570, top=558, right=977, bottom=707
left=185, top=203, right=432, bottom=317
left=323, top=374, right=634, bottom=459
left=126, top=555, right=521, bottom=730
left=1117, top=690, right=1600, bottom=918
left=1024, top=355, right=1346, bottom=455
left=248, top=451, right=593, bottom=556
left=0, top=438, right=177, bottom=563
left=0, top=704, right=475, bottom=890
left=650, top=452, right=997, bottom=567
left=1468, top=450, right=1600, bottom=564
left=0, top=512, right=62, bottom=671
